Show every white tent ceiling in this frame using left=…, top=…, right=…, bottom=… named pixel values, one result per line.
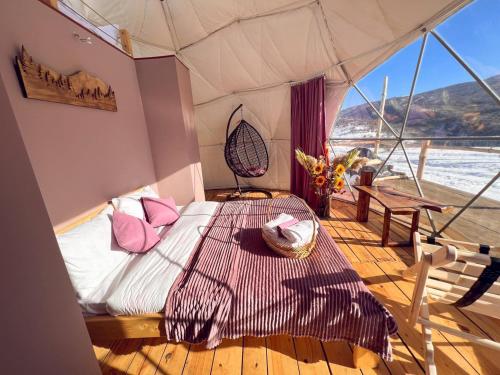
left=62, top=0, right=470, bottom=190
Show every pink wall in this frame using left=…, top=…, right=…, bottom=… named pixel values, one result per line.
left=0, top=0, right=157, bottom=227
left=0, top=67, right=100, bottom=374
left=136, top=56, right=205, bottom=204
left=0, top=2, right=204, bottom=370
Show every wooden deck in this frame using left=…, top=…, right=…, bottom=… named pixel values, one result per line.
left=93, top=190, right=500, bottom=375
left=380, top=179, right=500, bottom=245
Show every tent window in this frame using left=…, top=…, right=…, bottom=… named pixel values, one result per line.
left=329, top=0, right=500, bottom=244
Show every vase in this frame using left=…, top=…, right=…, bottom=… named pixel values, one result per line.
left=315, top=194, right=331, bottom=218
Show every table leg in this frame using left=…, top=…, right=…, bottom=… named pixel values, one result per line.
left=410, top=210, right=420, bottom=245
left=382, top=208, right=391, bottom=247
left=356, top=191, right=371, bottom=222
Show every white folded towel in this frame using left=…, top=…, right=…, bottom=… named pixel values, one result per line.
left=262, top=213, right=294, bottom=236
left=281, top=220, right=317, bottom=246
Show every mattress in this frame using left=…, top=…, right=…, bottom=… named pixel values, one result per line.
left=104, top=201, right=219, bottom=315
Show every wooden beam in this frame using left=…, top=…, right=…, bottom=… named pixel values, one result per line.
left=119, top=29, right=133, bottom=56
left=85, top=314, right=164, bottom=341
left=416, top=140, right=431, bottom=180
left=356, top=169, right=373, bottom=222
left=86, top=314, right=380, bottom=371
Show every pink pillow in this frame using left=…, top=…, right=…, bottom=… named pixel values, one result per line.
left=142, top=197, right=180, bottom=227
left=112, top=211, right=160, bottom=253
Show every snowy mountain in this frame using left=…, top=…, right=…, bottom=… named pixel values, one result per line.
left=333, top=75, right=500, bottom=142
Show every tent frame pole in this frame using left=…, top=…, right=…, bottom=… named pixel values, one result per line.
left=400, top=33, right=428, bottom=137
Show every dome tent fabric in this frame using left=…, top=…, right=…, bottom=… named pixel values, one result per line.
left=61, top=0, right=470, bottom=190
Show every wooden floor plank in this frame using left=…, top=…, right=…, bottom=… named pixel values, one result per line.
left=321, top=341, right=362, bottom=374
left=340, top=203, right=409, bottom=244
left=156, top=341, right=190, bottom=375
left=322, top=222, right=360, bottom=263
left=294, top=337, right=330, bottom=375
left=330, top=224, right=378, bottom=262
left=266, top=335, right=300, bottom=375
left=242, top=337, right=267, bottom=375
left=92, top=340, right=113, bottom=364
left=126, top=337, right=187, bottom=375
left=212, top=338, right=244, bottom=375
left=182, top=343, right=215, bottom=375
left=127, top=339, right=158, bottom=374
left=336, top=204, right=416, bottom=266
left=330, top=203, right=406, bottom=262
left=376, top=337, right=423, bottom=375
left=100, top=339, right=144, bottom=374
left=461, top=311, right=500, bottom=342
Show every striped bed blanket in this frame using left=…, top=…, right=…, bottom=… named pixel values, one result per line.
left=164, top=198, right=397, bottom=360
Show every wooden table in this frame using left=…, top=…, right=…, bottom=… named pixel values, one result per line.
left=354, top=171, right=448, bottom=247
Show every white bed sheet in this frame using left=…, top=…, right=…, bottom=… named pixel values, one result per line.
left=105, top=201, right=219, bottom=316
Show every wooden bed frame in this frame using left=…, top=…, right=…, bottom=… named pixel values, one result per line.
left=55, top=192, right=381, bottom=369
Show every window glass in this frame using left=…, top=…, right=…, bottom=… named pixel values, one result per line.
left=329, top=0, right=500, bottom=243
left=405, top=34, right=500, bottom=138
left=435, top=0, right=500, bottom=91
left=331, top=88, right=398, bottom=139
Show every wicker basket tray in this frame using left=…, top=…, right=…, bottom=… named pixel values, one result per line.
left=262, top=194, right=317, bottom=259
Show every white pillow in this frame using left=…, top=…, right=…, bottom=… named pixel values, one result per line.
left=57, top=205, right=131, bottom=311
left=111, top=197, right=144, bottom=219
left=111, top=185, right=159, bottom=220
left=126, top=185, right=158, bottom=200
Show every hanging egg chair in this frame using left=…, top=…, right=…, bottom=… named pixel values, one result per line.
left=224, top=104, right=272, bottom=199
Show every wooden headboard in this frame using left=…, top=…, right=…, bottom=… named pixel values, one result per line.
left=54, top=203, right=110, bottom=235
left=53, top=186, right=151, bottom=235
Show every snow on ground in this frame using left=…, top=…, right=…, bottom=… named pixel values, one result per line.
left=333, top=145, right=500, bottom=201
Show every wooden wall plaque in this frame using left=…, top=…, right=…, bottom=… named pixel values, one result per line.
left=15, top=46, right=117, bottom=111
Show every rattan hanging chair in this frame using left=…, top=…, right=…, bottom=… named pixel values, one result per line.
left=224, top=104, right=272, bottom=199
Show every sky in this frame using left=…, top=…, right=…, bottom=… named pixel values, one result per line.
left=341, top=0, right=500, bottom=109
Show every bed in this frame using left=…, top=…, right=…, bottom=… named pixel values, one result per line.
left=55, top=188, right=397, bottom=368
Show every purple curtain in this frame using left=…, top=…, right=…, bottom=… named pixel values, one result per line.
left=290, top=76, right=326, bottom=210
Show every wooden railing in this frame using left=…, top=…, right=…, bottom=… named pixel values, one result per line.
left=416, top=141, right=500, bottom=180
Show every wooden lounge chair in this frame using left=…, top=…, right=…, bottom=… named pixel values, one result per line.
left=405, top=233, right=500, bottom=374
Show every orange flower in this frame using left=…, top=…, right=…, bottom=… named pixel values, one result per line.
left=314, top=175, right=326, bottom=187
left=313, top=162, right=324, bottom=175
left=334, top=178, right=345, bottom=191
left=335, top=164, right=346, bottom=175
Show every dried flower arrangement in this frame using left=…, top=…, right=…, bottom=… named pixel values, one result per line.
left=295, top=148, right=360, bottom=216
